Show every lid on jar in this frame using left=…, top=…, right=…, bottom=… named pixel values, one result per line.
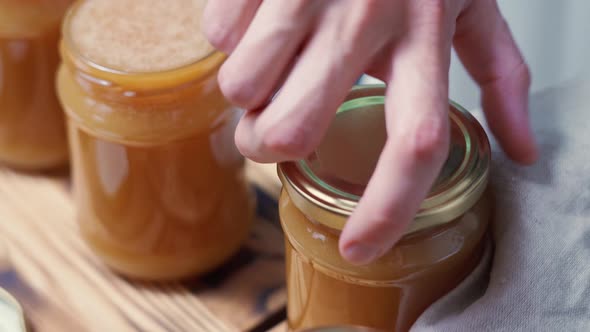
left=278, top=85, right=490, bottom=234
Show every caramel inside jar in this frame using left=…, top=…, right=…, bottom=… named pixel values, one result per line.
left=57, top=0, right=254, bottom=280
left=0, top=1, right=72, bottom=170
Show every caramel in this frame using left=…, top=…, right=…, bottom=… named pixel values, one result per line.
left=0, top=2, right=70, bottom=170
left=57, top=0, right=254, bottom=280
left=281, top=191, right=490, bottom=331
left=68, top=0, right=213, bottom=72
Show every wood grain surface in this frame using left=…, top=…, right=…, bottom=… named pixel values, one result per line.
left=0, top=161, right=285, bottom=332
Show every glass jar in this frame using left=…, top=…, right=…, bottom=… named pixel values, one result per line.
left=0, top=1, right=72, bottom=170
left=56, top=0, right=254, bottom=280
left=278, top=85, right=492, bottom=331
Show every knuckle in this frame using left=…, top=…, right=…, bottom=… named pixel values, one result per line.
left=402, top=116, right=449, bottom=162
left=519, top=62, right=532, bottom=89
left=234, top=121, right=253, bottom=156
left=234, top=121, right=269, bottom=163
left=202, top=21, right=234, bottom=53
left=485, top=58, right=531, bottom=91
left=218, top=68, right=259, bottom=108
left=261, top=124, right=315, bottom=160
left=235, top=139, right=264, bottom=162
left=234, top=134, right=252, bottom=159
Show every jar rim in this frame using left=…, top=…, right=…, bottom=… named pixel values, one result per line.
left=60, top=0, right=224, bottom=90
left=278, top=84, right=490, bottom=234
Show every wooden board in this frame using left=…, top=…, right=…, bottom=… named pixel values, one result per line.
left=0, top=161, right=285, bottom=332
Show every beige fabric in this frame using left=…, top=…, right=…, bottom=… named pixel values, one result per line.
left=412, top=80, right=590, bottom=331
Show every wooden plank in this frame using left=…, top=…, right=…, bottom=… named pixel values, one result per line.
left=0, top=162, right=285, bottom=332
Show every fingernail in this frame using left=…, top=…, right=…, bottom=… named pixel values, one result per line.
left=342, top=243, right=381, bottom=265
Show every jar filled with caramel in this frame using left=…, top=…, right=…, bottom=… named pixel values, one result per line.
left=56, top=0, right=254, bottom=280
left=278, top=85, right=492, bottom=331
left=0, top=0, right=72, bottom=170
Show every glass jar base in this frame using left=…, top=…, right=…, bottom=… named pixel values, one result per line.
left=81, top=229, right=250, bottom=281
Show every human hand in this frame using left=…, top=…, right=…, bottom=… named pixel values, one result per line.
left=202, top=0, right=538, bottom=265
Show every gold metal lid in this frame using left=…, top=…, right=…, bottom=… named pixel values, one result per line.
left=278, top=85, right=490, bottom=234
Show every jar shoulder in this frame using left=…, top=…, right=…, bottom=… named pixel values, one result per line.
left=57, top=64, right=234, bottom=145
left=279, top=190, right=491, bottom=284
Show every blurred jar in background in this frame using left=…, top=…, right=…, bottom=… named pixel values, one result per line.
left=278, top=85, right=492, bottom=331
left=0, top=1, right=72, bottom=170
left=57, top=0, right=254, bottom=280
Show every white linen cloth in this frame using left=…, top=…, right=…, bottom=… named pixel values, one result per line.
left=412, top=79, right=590, bottom=332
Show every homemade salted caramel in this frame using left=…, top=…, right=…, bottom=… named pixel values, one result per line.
left=278, top=85, right=492, bottom=331
left=57, top=0, right=254, bottom=280
left=68, top=0, right=212, bottom=73
left=0, top=1, right=71, bottom=169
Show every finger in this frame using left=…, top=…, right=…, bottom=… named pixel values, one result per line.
left=218, top=0, right=322, bottom=109
left=454, top=0, right=537, bottom=164
left=339, top=9, right=454, bottom=265
left=235, top=1, right=397, bottom=163
left=202, top=0, right=262, bottom=53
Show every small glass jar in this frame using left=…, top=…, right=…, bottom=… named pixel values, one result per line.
left=0, top=1, right=72, bottom=170
left=278, top=85, right=492, bottom=331
left=56, top=0, right=254, bottom=280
